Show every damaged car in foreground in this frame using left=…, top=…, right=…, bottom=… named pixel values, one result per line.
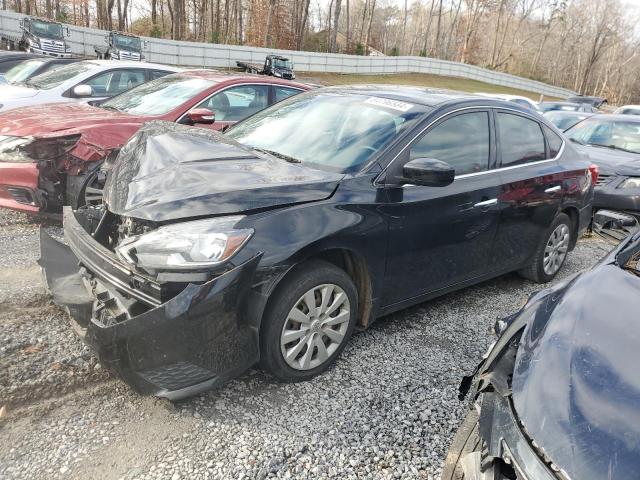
left=40, top=87, right=595, bottom=399
left=443, top=210, right=640, bottom=480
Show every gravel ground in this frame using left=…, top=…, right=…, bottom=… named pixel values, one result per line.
left=0, top=209, right=612, bottom=480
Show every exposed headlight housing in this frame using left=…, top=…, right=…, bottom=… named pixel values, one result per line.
left=0, top=135, right=80, bottom=163
left=618, top=177, right=640, bottom=189
left=116, top=216, right=253, bottom=270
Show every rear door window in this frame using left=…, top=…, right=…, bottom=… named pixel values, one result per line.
left=410, top=111, right=490, bottom=176
left=497, top=112, right=546, bottom=166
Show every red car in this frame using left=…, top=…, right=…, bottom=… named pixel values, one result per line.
left=0, top=70, right=310, bottom=213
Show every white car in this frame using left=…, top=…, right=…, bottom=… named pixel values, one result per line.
left=473, top=92, right=540, bottom=111
left=613, top=105, right=640, bottom=116
left=0, top=60, right=182, bottom=112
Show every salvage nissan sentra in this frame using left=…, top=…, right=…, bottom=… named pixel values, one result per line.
left=40, top=87, right=596, bottom=399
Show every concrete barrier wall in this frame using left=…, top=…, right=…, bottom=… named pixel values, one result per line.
left=0, top=9, right=575, bottom=98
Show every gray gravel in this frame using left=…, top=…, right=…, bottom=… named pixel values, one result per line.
left=0, top=209, right=612, bottom=479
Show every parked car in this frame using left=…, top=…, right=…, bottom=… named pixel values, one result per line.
left=566, top=94, right=607, bottom=108
left=539, top=101, right=598, bottom=113
left=0, top=57, right=79, bottom=85
left=0, top=51, right=43, bottom=75
left=0, top=60, right=181, bottom=112
left=473, top=92, right=539, bottom=110
left=443, top=210, right=640, bottom=480
left=0, top=71, right=309, bottom=213
left=543, top=110, right=596, bottom=130
left=564, top=114, right=640, bottom=219
left=614, top=104, right=640, bottom=115
left=39, top=88, right=596, bottom=399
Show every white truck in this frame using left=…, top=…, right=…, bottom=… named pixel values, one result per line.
left=0, top=16, right=73, bottom=58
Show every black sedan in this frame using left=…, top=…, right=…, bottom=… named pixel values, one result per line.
left=40, top=87, right=595, bottom=399
left=443, top=211, right=640, bottom=480
left=564, top=114, right=640, bottom=219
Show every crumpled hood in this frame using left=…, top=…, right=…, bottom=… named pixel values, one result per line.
left=512, top=262, right=640, bottom=480
left=0, top=102, right=146, bottom=137
left=575, top=144, right=640, bottom=176
left=104, top=121, right=344, bottom=222
left=0, top=84, right=40, bottom=102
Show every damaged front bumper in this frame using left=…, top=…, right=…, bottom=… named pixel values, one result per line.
left=0, top=161, right=42, bottom=213
left=39, top=207, right=263, bottom=400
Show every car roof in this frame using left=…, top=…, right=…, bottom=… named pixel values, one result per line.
left=176, top=69, right=310, bottom=88
left=316, top=85, right=481, bottom=107
left=616, top=105, right=640, bottom=109
left=88, top=59, right=183, bottom=71
left=545, top=110, right=592, bottom=116
left=584, top=114, right=640, bottom=122
left=0, top=52, right=42, bottom=61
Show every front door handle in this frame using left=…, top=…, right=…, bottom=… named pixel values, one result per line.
left=545, top=185, right=562, bottom=194
left=474, top=198, right=498, bottom=209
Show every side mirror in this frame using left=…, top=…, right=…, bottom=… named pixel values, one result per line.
left=400, top=158, right=455, bottom=187
left=186, top=108, right=215, bottom=125
left=65, top=27, right=70, bottom=37
left=72, top=84, right=93, bottom=97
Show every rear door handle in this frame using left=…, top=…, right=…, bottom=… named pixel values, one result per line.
left=545, top=185, right=562, bottom=194
left=473, top=198, right=498, bottom=209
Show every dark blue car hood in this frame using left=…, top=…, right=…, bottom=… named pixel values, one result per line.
left=512, top=257, right=640, bottom=480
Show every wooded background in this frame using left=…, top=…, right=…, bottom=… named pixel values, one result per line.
left=3, top=0, right=639, bottom=103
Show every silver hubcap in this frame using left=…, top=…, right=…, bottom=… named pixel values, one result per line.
left=280, top=283, right=351, bottom=371
left=543, top=224, right=570, bottom=275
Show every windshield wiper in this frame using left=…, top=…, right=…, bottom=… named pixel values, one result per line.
left=588, top=143, right=639, bottom=154
left=569, top=137, right=585, bottom=145
left=100, top=105, right=120, bottom=112
left=253, top=148, right=301, bottom=164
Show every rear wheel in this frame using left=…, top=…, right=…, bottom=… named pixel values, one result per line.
left=519, top=212, right=572, bottom=283
left=260, top=260, right=357, bottom=382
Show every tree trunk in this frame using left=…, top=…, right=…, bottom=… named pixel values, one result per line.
left=345, top=0, right=350, bottom=52
left=330, top=0, right=342, bottom=53
left=364, top=0, right=376, bottom=53
left=264, top=0, right=276, bottom=47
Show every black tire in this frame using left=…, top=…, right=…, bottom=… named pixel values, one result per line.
left=441, top=409, right=481, bottom=480
left=519, top=212, right=572, bottom=283
left=259, top=260, right=358, bottom=382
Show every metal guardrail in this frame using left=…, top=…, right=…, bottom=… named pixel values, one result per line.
left=0, top=9, right=575, bottom=98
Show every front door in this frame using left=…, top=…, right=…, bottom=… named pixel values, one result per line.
left=380, top=110, right=502, bottom=307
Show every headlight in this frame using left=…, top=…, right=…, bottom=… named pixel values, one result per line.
left=0, top=135, right=79, bottom=163
left=111, top=52, right=119, bottom=59
left=273, top=71, right=282, bottom=77
left=116, top=216, right=253, bottom=270
left=618, top=177, right=640, bottom=189
left=0, top=136, right=34, bottom=162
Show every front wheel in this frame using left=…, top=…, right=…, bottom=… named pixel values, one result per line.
left=260, top=260, right=358, bottom=382
left=519, top=212, right=572, bottom=283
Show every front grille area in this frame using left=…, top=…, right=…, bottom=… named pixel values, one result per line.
left=595, top=173, right=614, bottom=187
left=40, top=38, right=65, bottom=53
left=139, top=361, right=213, bottom=391
left=119, top=50, right=141, bottom=60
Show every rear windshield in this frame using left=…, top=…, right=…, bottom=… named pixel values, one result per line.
left=4, top=59, right=45, bottom=84
left=25, top=62, right=94, bottom=90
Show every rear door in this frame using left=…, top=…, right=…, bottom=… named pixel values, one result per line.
left=381, top=109, right=503, bottom=306
left=490, top=109, right=564, bottom=271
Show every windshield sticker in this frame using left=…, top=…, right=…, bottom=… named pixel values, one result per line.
left=364, top=97, right=414, bottom=112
